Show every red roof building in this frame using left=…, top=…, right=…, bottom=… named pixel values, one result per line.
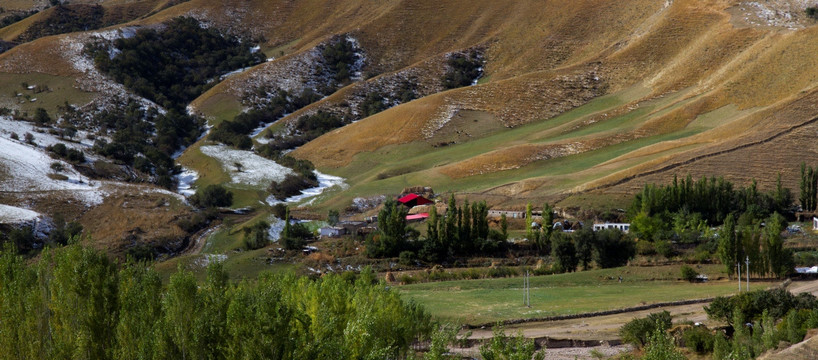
left=397, top=193, right=433, bottom=207
left=406, top=213, right=430, bottom=222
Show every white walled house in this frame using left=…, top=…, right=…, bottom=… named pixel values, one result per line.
left=592, top=223, right=630, bottom=233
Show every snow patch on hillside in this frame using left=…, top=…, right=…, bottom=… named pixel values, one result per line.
left=0, top=204, right=41, bottom=224
left=735, top=0, right=812, bottom=29
left=0, top=136, right=104, bottom=206
left=199, top=145, right=292, bottom=187
left=175, top=167, right=198, bottom=197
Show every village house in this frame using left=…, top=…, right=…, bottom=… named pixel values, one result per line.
left=592, top=222, right=631, bottom=233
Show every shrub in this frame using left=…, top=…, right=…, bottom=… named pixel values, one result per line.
left=636, top=240, right=656, bottom=255
left=654, top=240, right=674, bottom=259
left=705, top=289, right=818, bottom=325
left=398, top=251, right=416, bottom=266
left=268, top=174, right=319, bottom=201
left=682, top=326, right=715, bottom=354
left=680, top=265, right=698, bottom=282
left=620, top=311, right=672, bottom=347
left=594, top=229, right=636, bottom=268
left=243, top=221, right=270, bottom=250
left=190, top=185, right=233, bottom=208
left=808, top=7, right=818, bottom=19
left=442, top=50, right=483, bottom=89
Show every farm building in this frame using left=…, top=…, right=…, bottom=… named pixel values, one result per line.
left=592, top=223, right=630, bottom=232
left=487, top=210, right=525, bottom=219
left=397, top=193, right=433, bottom=207
left=319, top=226, right=346, bottom=238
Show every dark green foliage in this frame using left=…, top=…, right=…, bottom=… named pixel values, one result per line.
left=654, top=239, right=674, bottom=259
left=0, top=9, right=38, bottom=29
left=631, top=175, right=788, bottom=226
left=682, top=326, right=715, bottom=354
left=705, top=289, right=818, bottom=325
left=551, top=232, right=578, bottom=273
left=2, top=227, right=36, bottom=254
left=573, top=227, right=595, bottom=270
left=366, top=199, right=414, bottom=258
left=48, top=213, right=83, bottom=246
left=190, top=184, right=233, bottom=208
left=176, top=207, right=219, bottom=234
left=280, top=208, right=312, bottom=250
left=418, top=197, right=495, bottom=262
left=0, top=245, right=433, bottom=359
left=680, top=265, right=698, bottom=282
left=620, top=310, right=672, bottom=348
left=90, top=100, right=201, bottom=188
left=47, top=142, right=85, bottom=163
left=801, top=162, right=818, bottom=211
left=358, top=91, right=387, bottom=117
left=33, top=107, right=51, bottom=125
left=593, top=229, right=636, bottom=268
left=17, top=4, right=104, bottom=43
left=90, top=17, right=263, bottom=111
left=243, top=221, right=269, bottom=250
left=327, top=209, right=339, bottom=226
left=322, top=36, right=358, bottom=84
left=807, top=7, right=818, bottom=19
left=267, top=174, right=319, bottom=201
left=442, top=50, right=483, bottom=89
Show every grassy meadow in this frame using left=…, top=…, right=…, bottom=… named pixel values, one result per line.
left=398, top=264, right=779, bottom=324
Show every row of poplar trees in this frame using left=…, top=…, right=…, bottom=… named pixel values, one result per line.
left=716, top=212, right=795, bottom=279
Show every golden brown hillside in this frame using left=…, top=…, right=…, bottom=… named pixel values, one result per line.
left=2, top=0, right=818, bottom=212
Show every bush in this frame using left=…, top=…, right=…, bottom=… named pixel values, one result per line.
left=594, top=229, right=636, bottom=268
left=268, top=174, right=319, bottom=201
left=243, top=221, right=270, bottom=250
left=620, top=311, right=672, bottom=347
left=442, top=50, right=483, bottom=89
left=807, top=7, right=818, bottom=19
left=705, top=289, right=818, bottom=325
left=683, top=326, right=715, bottom=354
left=398, top=251, right=416, bottom=266
left=654, top=240, right=674, bottom=259
left=190, top=185, right=233, bottom=208
left=680, top=265, right=698, bottom=282
left=176, top=208, right=219, bottom=233
left=636, top=240, right=656, bottom=255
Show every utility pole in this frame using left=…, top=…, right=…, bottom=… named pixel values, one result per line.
left=523, top=270, right=531, bottom=308
left=737, top=262, right=741, bottom=292
left=746, top=256, right=750, bottom=292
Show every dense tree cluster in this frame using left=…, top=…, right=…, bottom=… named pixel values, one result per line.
left=16, top=4, right=104, bottom=43
left=89, top=17, right=264, bottom=111
left=89, top=99, right=202, bottom=188
left=0, top=245, right=433, bottom=359
left=716, top=212, right=794, bottom=279
left=189, top=184, right=233, bottom=208
left=280, top=207, right=313, bottom=250
left=628, top=289, right=818, bottom=359
left=366, top=196, right=502, bottom=261
left=47, top=143, right=85, bottom=164
left=799, top=162, right=818, bottom=211
left=630, top=175, right=790, bottom=227
left=441, top=50, right=483, bottom=89
left=321, top=36, right=359, bottom=85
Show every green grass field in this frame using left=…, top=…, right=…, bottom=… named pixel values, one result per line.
left=398, top=265, right=778, bottom=324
